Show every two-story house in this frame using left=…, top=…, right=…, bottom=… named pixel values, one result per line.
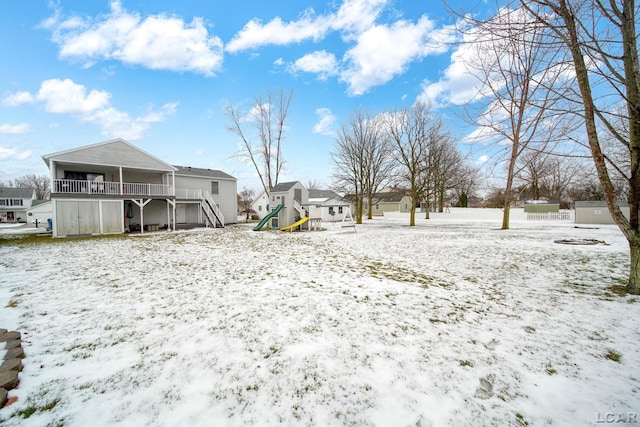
left=0, top=187, right=36, bottom=222
left=43, top=138, right=237, bottom=238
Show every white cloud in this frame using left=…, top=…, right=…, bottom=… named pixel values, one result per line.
left=417, top=9, right=551, bottom=108
left=4, top=79, right=177, bottom=140
left=226, top=10, right=328, bottom=53
left=42, top=0, right=224, bottom=76
left=475, top=154, right=489, bottom=165
left=331, top=0, right=387, bottom=39
left=341, top=16, right=449, bottom=95
left=416, top=34, right=484, bottom=107
left=290, top=51, right=338, bottom=80
left=228, top=0, right=457, bottom=95
left=312, top=108, right=337, bottom=136
left=226, top=0, right=387, bottom=53
left=0, top=146, right=31, bottom=161
left=2, top=91, right=35, bottom=107
left=0, top=123, right=30, bottom=135
left=36, top=78, right=111, bottom=114
left=16, top=150, right=32, bottom=160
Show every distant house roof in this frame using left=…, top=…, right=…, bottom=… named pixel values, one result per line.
left=42, top=138, right=176, bottom=172
left=173, top=165, right=236, bottom=181
left=0, top=187, right=35, bottom=199
left=308, top=189, right=342, bottom=200
left=373, top=192, right=406, bottom=203
left=524, top=199, right=559, bottom=205
left=575, top=200, right=628, bottom=208
left=271, top=181, right=299, bottom=193
left=30, top=200, right=50, bottom=207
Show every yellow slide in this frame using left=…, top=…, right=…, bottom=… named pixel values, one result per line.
left=280, top=216, right=309, bottom=231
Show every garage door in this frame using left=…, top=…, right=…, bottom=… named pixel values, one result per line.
left=56, top=200, right=100, bottom=236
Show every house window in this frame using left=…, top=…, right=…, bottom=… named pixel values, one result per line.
left=12, top=199, right=22, bottom=206
left=259, top=205, right=262, bottom=212
left=339, top=207, right=343, bottom=214
left=375, top=204, right=379, bottom=210
left=0, top=200, right=5, bottom=206
left=211, top=181, right=219, bottom=195
left=329, top=207, right=335, bottom=215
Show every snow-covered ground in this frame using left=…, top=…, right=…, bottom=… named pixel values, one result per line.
left=0, top=210, right=638, bottom=426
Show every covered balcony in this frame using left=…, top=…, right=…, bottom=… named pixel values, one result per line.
left=53, top=179, right=174, bottom=197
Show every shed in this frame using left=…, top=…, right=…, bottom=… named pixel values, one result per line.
left=524, top=200, right=560, bottom=213
left=575, top=201, right=630, bottom=224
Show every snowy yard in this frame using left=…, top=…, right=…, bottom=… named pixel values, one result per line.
left=0, top=211, right=638, bottom=426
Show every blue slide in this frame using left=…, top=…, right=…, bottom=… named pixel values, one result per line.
left=252, top=204, right=284, bottom=231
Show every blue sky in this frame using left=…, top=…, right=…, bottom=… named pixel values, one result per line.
left=0, top=0, right=494, bottom=192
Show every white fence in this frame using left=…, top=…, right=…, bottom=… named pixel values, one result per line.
left=525, top=211, right=574, bottom=221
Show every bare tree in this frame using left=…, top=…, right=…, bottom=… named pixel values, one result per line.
left=14, top=174, right=50, bottom=200
left=426, top=135, right=474, bottom=214
left=238, top=187, right=256, bottom=222
left=226, top=89, right=293, bottom=197
left=306, top=179, right=323, bottom=190
left=516, top=152, right=582, bottom=206
left=462, top=5, right=573, bottom=229
left=331, top=110, right=392, bottom=223
left=517, top=0, right=640, bottom=293
left=385, top=103, right=446, bottom=226
left=361, top=113, right=394, bottom=220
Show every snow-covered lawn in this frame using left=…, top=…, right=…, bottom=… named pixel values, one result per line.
left=0, top=212, right=638, bottom=426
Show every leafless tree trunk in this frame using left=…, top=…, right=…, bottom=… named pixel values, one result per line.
left=226, top=89, right=293, bottom=197
left=519, top=0, right=640, bottom=293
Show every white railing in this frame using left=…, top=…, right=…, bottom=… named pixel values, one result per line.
left=175, top=188, right=204, bottom=200
left=122, top=182, right=173, bottom=196
left=526, top=211, right=574, bottom=221
left=54, top=179, right=173, bottom=197
left=202, top=191, right=224, bottom=226
left=174, top=188, right=224, bottom=226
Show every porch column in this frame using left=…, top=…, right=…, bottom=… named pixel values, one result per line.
left=166, top=199, right=176, bottom=231
left=119, top=167, right=123, bottom=195
left=49, top=160, right=56, bottom=193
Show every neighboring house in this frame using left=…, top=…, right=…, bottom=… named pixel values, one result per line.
left=26, top=200, right=52, bottom=228
left=43, top=138, right=236, bottom=238
left=173, top=166, right=237, bottom=227
left=354, top=192, right=413, bottom=216
left=0, top=187, right=36, bottom=222
left=524, top=199, right=559, bottom=213
left=250, top=190, right=270, bottom=220
left=575, top=201, right=629, bottom=224
left=308, top=189, right=350, bottom=222
left=268, top=181, right=311, bottom=229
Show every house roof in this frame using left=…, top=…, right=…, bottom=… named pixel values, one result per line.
left=575, top=200, right=628, bottom=208
left=30, top=200, right=50, bottom=207
left=270, top=181, right=300, bottom=193
left=42, top=138, right=177, bottom=172
left=0, top=187, right=35, bottom=199
left=373, top=192, right=406, bottom=203
left=308, top=189, right=340, bottom=200
left=524, top=199, right=559, bottom=205
left=173, top=165, right=236, bottom=181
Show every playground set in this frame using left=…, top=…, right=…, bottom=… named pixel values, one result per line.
left=252, top=181, right=332, bottom=232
